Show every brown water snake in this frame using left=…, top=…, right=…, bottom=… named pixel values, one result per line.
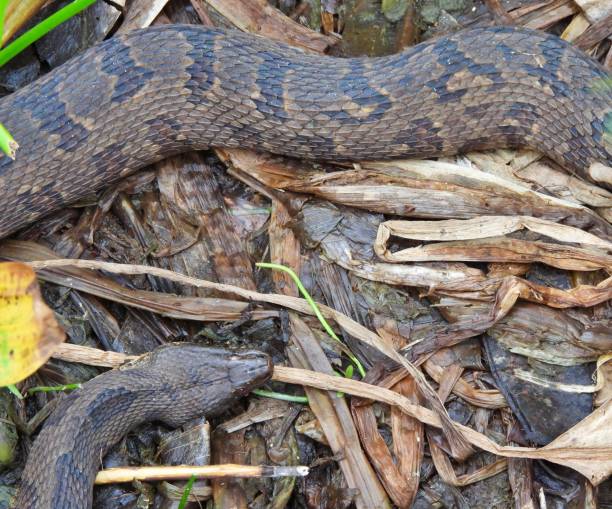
left=0, top=25, right=611, bottom=239
left=14, top=345, right=272, bottom=509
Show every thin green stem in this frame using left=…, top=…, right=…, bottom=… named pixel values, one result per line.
left=256, top=262, right=366, bottom=378
left=252, top=388, right=308, bottom=404
left=27, top=383, right=81, bottom=394
left=177, top=475, right=197, bottom=509
left=6, top=384, right=23, bottom=399
left=0, top=0, right=98, bottom=68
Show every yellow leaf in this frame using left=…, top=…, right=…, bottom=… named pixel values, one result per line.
left=0, top=262, right=65, bottom=386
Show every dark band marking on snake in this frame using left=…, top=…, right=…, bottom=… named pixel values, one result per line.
left=14, top=345, right=272, bottom=509
left=0, top=25, right=610, bottom=239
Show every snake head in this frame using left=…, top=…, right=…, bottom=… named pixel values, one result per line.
left=136, top=343, right=273, bottom=426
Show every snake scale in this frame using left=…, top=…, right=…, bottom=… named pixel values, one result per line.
left=0, top=25, right=611, bottom=239
left=3, top=23, right=611, bottom=509
left=15, top=345, right=272, bottom=508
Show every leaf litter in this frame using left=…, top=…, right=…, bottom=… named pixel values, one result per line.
left=1, top=0, right=612, bottom=507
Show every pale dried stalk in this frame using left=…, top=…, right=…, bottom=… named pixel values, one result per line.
left=95, top=464, right=308, bottom=484
left=589, top=162, right=612, bottom=186
left=513, top=160, right=612, bottom=208
left=561, top=13, right=591, bottom=41
left=55, top=342, right=137, bottom=367
left=364, top=160, right=590, bottom=212
left=0, top=241, right=276, bottom=322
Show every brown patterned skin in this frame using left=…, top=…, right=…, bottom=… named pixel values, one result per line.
left=14, top=345, right=272, bottom=509
left=0, top=25, right=610, bottom=238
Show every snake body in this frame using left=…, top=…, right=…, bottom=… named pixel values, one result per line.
left=0, top=25, right=611, bottom=238
left=15, top=345, right=272, bottom=509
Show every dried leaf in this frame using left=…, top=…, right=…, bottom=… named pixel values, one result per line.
left=378, top=216, right=612, bottom=248
left=3, top=0, right=47, bottom=45
left=423, top=358, right=507, bottom=409
left=0, top=262, right=64, bottom=385
left=404, top=275, right=612, bottom=360
left=390, top=377, right=423, bottom=506
left=351, top=399, right=413, bottom=508
left=595, top=355, right=612, bottom=406
left=510, top=0, right=578, bottom=30
left=375, top=219, right=612, bottom=271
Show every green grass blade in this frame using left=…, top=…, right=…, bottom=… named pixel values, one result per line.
left=256, top=262, right=366, bottom=378
left=177, top=475, right=197, bottom=509
left=0, top=1, right=13, bottom=158
left=0, top=0, right=98, bottom=68
left=0, top=0, right=99, bottom=157
left=5, top=384, right=22, bottom=399
left=27, top=383, right=82, bottom=394
left=252, top=388, right=308, bottom=404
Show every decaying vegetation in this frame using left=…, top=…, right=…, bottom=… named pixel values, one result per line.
left=0, top=0, right=610, bottom=507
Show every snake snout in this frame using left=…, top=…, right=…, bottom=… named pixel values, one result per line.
left=226, top=350, right=273, bottom=395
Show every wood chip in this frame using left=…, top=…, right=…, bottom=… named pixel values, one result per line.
left=203, top=0, right=338, bottom=53
left=574, top=0, right=612, bottom=23
left=117, top=0, right=171, bottom=32
left=573, top=12, right=612, bottom=49
left=561, top=13, right=591, bottom=41
left=510, top=0, right=578, bottom=29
